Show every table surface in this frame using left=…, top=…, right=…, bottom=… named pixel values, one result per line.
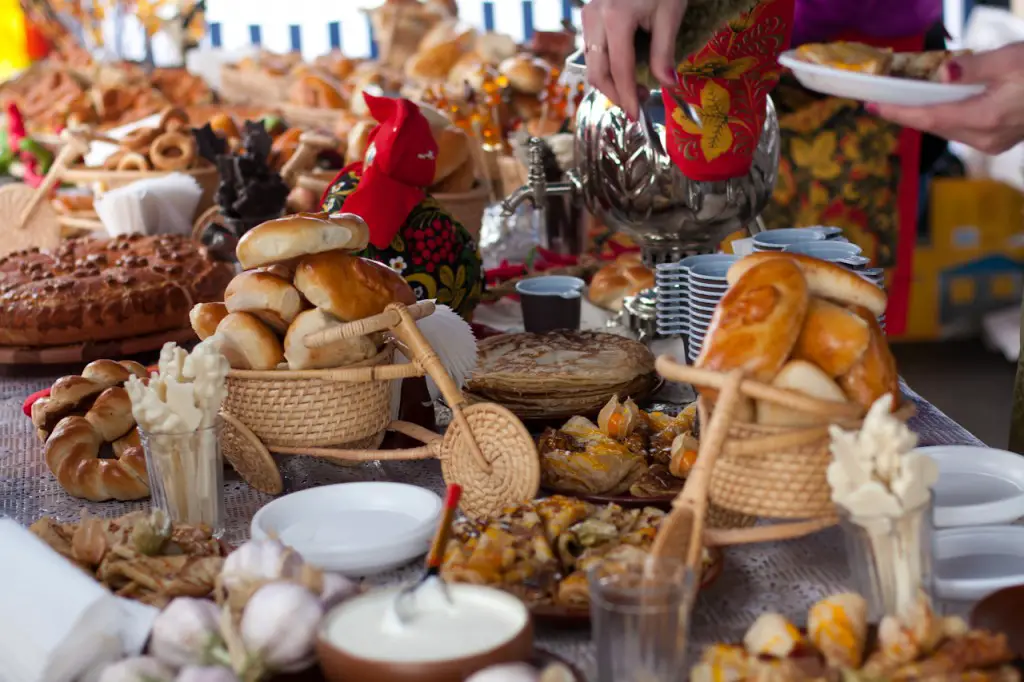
left=0, top=363, right=984, bottom=679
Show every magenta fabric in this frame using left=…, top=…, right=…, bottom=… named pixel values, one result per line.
left=792, top=0, right=943, bottom=45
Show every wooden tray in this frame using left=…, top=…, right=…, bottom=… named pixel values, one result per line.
left=0, top=327, right=196, bottom=365
left=529, top=546, right=725, bottom=627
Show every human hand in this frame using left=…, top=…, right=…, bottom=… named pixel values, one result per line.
left=868, top=43, right=1024, bottom=155
left=581, top=0, right=688, bottom=120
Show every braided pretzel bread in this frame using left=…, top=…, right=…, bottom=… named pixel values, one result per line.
left=31, top=360, right=148, bottom=440
left=44, top=412, right=149, bottom=502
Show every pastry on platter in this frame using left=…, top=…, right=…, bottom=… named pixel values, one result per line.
left=538, top=397, right=698, bottom=498
left=795, top=41, right=971, bottom=81
left=442, top=496, right=716, bottom=610
left=0, top=234, right=232, bottom=347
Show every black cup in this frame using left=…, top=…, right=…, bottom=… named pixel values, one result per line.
left=516, top=276, right=585, bottom=334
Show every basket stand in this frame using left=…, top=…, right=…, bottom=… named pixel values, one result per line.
left=221, top=301, right=541, bottom=519
left=651, top=356, right=914, bottom=560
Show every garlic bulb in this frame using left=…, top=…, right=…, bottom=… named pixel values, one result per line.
left=465, top=663, right=539, bottom=682
left=319, top=572, right=358, bottom=610
left=597, top=395, right=641, bottom=439
left=240, top=582, right=323, bottom=673
left=98, top=657, right=174, bottom=682
left=539, top=663, right=576, bottom=682
left=149, top=597, right=224, bottom=668
left=175, top=666, right=241, bottom=682
left=220, top=539, right=304, bottom=591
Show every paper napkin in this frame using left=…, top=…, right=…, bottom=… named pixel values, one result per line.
left=95, top=173, right=203, bottom=237
left=0, top=519, right=159, bottom=682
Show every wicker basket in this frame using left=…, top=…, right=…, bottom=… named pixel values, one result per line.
left=434, top=183, right=490, bottom=240
left=219, top=65, right=289, bottom=104
left=223, top=345, right=396, bottom=448
left=62, top=164, right=220, bottom=213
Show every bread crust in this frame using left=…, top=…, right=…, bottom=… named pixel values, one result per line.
left=0, top=234, right=232, bottom=347
left=293, top=252, right=416, bottom=322
left=215, top=312, right=285, bottom=371
left=190, top=302, right=229, bottom=341
left=838, top=305, right=901, bottom=411
left=235, top=213, right=370, bottom=270
left=224, top=270, right=306, bottom=333
left=792, top=298, right=871, bottom=377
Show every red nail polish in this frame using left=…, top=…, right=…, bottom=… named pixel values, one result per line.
left=946, top=60, right=963, bottom=82
left=865, top=103, right=880, bottom=115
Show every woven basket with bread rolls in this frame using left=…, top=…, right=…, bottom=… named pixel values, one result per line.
left=190, top=212, right=416, bottom=449
left=665, top=251, right=910, bottom=528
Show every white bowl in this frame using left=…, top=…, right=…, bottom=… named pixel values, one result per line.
left=251, top=482, right=443, bottom=576
left=935, top=526, right=1024, bottom=602
left=919, top=445, right=1024, bottom=528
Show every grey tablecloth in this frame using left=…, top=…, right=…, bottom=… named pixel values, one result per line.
left=0, top=372, right=982, bottom=679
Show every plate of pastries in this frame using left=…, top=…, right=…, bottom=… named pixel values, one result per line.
left=779, top=42, right=984, bottom=105
left=464, top=330, right=659, bottom=421
left=538, top=396, right=699, bottom=505
left=692, top=591, right=1019, bottom=681
left=441, top=496, right=722, bottom=623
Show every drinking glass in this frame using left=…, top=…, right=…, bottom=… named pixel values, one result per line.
left=140, top=420, right=224, bottom=537
left=589, top=555, right=698, bottom=682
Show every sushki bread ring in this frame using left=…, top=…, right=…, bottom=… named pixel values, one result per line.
left=103, top=150, right=127, bottom=171
left=120, top=126, right=161, bottom=153
left=116, top=152, right=152, bottom=171
left=149, top=132, right=197, bottom=171
left=158, top=107, right=190, bottom=132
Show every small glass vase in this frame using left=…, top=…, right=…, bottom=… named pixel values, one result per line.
left=140, top=420, right=224, bottom=537
left=839, top=493, right=935, bottom=620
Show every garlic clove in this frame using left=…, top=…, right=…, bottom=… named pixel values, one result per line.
left=539, top=663, right=576, bottom=682
left=319, top=572, right=359, bottom=611
left=98, top=657, right=174, bottom=682
left=149, top=597, right=224, bottom=668
left=175, top=666, right=241, bottom=682
left=465, top=663, right=539, bottom=682
left=240, top=582, right=324, bottom=674
left=220, top=538, right=305, bottom=592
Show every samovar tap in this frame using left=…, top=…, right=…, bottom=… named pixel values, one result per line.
left=500, top=137, right=580, bottom=217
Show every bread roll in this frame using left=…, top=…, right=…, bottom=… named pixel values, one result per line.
left=446, top=52, right=486, bottom=89
left=431, top=125, right=472, bottom=185
left=757, top=360, right=849, bottom=427
left=190, top=302, right=229, bottom=341
left=589, top=259, right=655, bottom=311
left=84, top=387, right=135, bottom=441
left=475, top=32, right=518, bottom=64
left=214, top=312, right=284, bottom=371
left=499, top=55, right=550, bottom=94
left=838, top=305, right=900, bottom=411
left=284, top=309, right=378, bottom=370
left=294, top=252, right=417, bottom=322
left=236, top=212, right=370, bottom=269
left=727, top=252, right=887, bottom=317
left=405, top=38, right=466, bottom=81
left=431, top=157, right=476, bottom=193
left=224, top=270, right=306, bottom=333
left=696, top=258, right=809, bottom=385
left=347, top=119, right=376, bottom=165
left=792, top=298, right=871, bottom=378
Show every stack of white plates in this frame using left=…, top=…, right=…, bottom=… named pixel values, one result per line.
left=752, top=227, right=827, bottom=252
left=654, top=262, right=689, bottom=338
left=685, top=257, right=738, bottom=364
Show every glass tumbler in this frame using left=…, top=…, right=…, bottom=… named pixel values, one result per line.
left=140, top=420, right=224, bottom=537
left=589, top=555, right=698, bottom=682
left=839, top=494, right=935, bottom=620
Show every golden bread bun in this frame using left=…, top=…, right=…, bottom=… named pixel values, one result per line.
left=431, top=124, right=472, bottom=184
left=236, top=213, right=370, bottom=270
left=792, top=298, right=871, bottom=377
left=283, top=309, right=379, bottom=370
left=475, top=32, right=518, bottom=64
left=446, top=52, right=486, bottom=89
left=214, top=312, right=284, bottom=371
left=253, top=263, right=295, bottom=280
left=83, top=386, right=135, bottom=441
left=499, top=55, right=551, bottom=95
left=224, top=270, right=307, bottom=333
left=756, top=360, right=848, bottom=427
left=696, top=258, right=809, bottom=385
left=293, top=252, right=417, bottom=322
left=347, top=119, right=376, bottom=165
left=289, top=73, right=346, bottom=109
left=589, top=257, right=655, bottom=312
left=727, top=252, right=887, bottom=318
left=838, top=305, right=900, bottom=411
left=430, top=157, right=476, bottom=193
left=208, top=113, right=240, bottom=139
left=405, top=38, right=466, bottom=81
left=313, top=52, right=360, bottom=81
left=190, top=302, right=229, bottom=341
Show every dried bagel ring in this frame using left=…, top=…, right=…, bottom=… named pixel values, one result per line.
left=149, top=132, right=197, bottom=171
left=116, top=152, right=151, bottom=171
left=120, top=126, right=160, bottom=153
left=102, top=150, right=127, bottom=171
left=158, top=107, right=190, bottom=132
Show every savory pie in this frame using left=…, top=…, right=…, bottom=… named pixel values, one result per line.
left=795, top=42, right=971, bottom=81
left=442, top=496, right=714, bottom=610
left=538, top=397, right=699, bottom=498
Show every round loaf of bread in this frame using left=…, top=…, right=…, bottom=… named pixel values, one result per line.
left=838, top=305, right=900, bottom=411
left=235, top=213, right=371, bottom=270
left=696, top=258, right=809, bottom=384
left=293, top=252, right=417, bottom=322
left=44, top=415, right=148, bottom=502
left=283, top=309, right=378, bottom=370
left=224, top=270, right=306, bottom=333
left=190, top=302, right=229, bottom=340
left=214, top=312, right=285, bottom=371
left=589, top=257, right=655, bottom=311
left=726, top=252, right=887, bottom=317
left=499, top=54, right=550, bottom=94
left=792, top=298, right=871, bottom=377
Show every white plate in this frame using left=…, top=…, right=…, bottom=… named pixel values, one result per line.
left=779, top=50, right=986, bottom=106
left=920, top=445, right=1024, bottom=527
left=935, top=526, right=1024, bottom=602
left=251, top=482, right=442, bottom=576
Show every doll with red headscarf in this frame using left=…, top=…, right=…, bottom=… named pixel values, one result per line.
left=320, top=95, right=483, bottom=320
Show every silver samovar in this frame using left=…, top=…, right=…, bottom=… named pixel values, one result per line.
left=502, top=51, right=780, bottom=342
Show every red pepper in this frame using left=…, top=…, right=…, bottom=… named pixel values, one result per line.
left=6, top=103, right=26, bottom=146
left=21, top=162, right=44, bottom=188
left=535, top=247, right=577, bottom=267
left=22, top=389, right=49, bottom=417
